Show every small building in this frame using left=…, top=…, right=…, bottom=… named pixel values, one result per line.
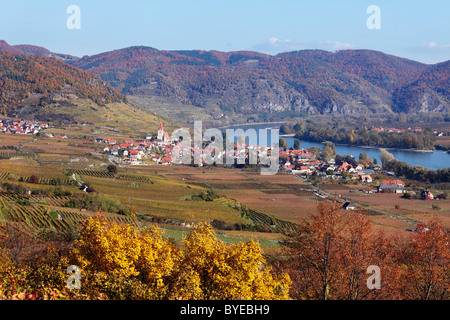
left=378, top=180, right=405, bottom=193
left=360, top=174, right=373, bottom=183
left=421, top=190, right=434, bottom=200
left=342, top=202, right=356, bottom=210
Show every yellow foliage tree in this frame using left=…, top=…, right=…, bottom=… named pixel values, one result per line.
left=178, top=223, right=291, bottom=300
left=69, top=217, right=290, bottom=300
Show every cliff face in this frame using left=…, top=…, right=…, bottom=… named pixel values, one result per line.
left=392, top=60, right=450, bottom=113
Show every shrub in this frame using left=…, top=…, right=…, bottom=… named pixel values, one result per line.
left=51, top=186, right=73, bottom=197
left=29, top=175, right=40, bottom=184
left=107, top=164, right=118, bottom=174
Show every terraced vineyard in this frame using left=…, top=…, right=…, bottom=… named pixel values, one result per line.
left=75, top=169, right=116, bottom=179
left=0, top=151, right=39, bottom=160
left=214, top=196, right=297, bottom=233
left=75, top=169, right=153, bottom=184
left=0, top=192, right=140, bottom=234
left=0, top=171, right=76, bottom=186
left=116, top=174, right=153, bottom=184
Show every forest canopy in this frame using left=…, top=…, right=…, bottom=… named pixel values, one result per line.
left=282, top=121, right=435, bottom=150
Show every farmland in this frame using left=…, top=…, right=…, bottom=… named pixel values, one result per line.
left=143, top=165, right=450, bottom=235
left=0, top=133, right=294, bottom=250
left=1, top=129, right=449, bottom=253
left=0, top=191, right=139, bottom=235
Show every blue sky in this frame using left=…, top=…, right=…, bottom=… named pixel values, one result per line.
left=0, top=0, right=449, bottom=64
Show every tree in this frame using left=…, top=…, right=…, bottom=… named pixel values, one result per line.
left=280, top=124, right=293, bottom=134
left=281, top=201, right=402, bottom=300
left=380, top=149, right=395, bottom=168
left=179, top=223, right=290, bottom=300
left=320, top=142, right=336, bottom=163
left=400, top=219, right=449, bottom=300
left=279, top=138, right=288, bottom=151
left=107, top=164, right=118, bottom=174
left=68, top=216, right=290, bottom=300
left=359, top=152, right=372, bottom=165
left=293, top=139, right=300, bottom=150
left=29, top=174, right=40, bottom=184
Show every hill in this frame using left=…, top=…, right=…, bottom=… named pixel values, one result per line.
left=69, top=46, right=450, bottom=117
left=1, top=40, right=449, bottom=121
left=0, top=49, right=174, bottom=136
left=0, top=40, right=79, bottom=61
left=290, top=49, right=428, bottom=92
left=392, top=60, right=450, bottom=113
left=0, top=50, right=123, bottom=114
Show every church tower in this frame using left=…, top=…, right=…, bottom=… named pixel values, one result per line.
left=157, top=121, right=164, bottom=141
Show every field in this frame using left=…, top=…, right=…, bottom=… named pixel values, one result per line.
left=0, top=137, right=292, bottom=250
left=140, top=165, right=450, bottom=235
left=138, top=165, right=320, bottom=224
left=0, top=191, right=139, bottom=235
left=1, top=129, right=449, bottom=252
left=336, top=188, right=450, bottom=229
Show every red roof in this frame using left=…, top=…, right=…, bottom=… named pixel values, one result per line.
left=382, top=180, right=405, bottom=186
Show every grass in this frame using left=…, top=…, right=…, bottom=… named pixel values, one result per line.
left=29, top=96, right=176, bottom=139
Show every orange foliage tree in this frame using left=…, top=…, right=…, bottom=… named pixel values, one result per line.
left=281, top=201, right=404, bottom=300
left=400, top=219, right=449, bottom=300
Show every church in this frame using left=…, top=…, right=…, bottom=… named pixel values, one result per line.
left=156, top=121, right=171, bottom=145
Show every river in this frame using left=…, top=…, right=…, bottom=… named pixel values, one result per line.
left=220, top=122, right=450, bottom=170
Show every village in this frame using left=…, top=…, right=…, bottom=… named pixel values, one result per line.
left=86, top=121, right=443, bottom=203
left=0, top=118, right=49, bottom=135
left=1, top=117, right=442, bottom=204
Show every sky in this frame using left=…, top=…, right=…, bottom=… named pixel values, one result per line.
left=0, top=0, right=449, bottom=64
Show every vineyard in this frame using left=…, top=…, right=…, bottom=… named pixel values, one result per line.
left=0, top=192, right=140, bottom=234
left=74, top=169, right=153, bottom=184
left=0, top=171, right=76, bottom=186
left=213, top=196, right=297, bottom=233
left=0, top=151, right=39, bottom=160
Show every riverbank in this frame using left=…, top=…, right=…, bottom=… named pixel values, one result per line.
left=292, top=135, right=435, bottom=153
left=217, top=122, right=448, bottom=169
left=218, top=121, right=285, bottom=130
left=283, top=137, right=449, bottom=170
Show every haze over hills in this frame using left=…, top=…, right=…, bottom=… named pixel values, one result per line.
left=0, top=40, right=449, bottom=123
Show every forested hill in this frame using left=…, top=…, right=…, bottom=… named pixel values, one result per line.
left=1, top=40, right=449, bottom=117
left=0, top=40, right=79, bottom=61
left=0, top=50, right=124, bottom=115
left=392, top=60, right=450, bottom=113
left=69, top=46, right=449, bottom=115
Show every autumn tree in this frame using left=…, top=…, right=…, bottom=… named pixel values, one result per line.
left=279, top=138, right=288, bottom=151
left=176, top=223, right=291, bottom=300
left=69, top=214, right=180, bottom=299
left=281, top=201, right=402, bottom=300
left=400, top=219, right=449, bottom=300
left=358, top=152, right=372, bottom=166
left=107, top=164, right=118, bottom=174
left=68, top=216, right=290, bottom=300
